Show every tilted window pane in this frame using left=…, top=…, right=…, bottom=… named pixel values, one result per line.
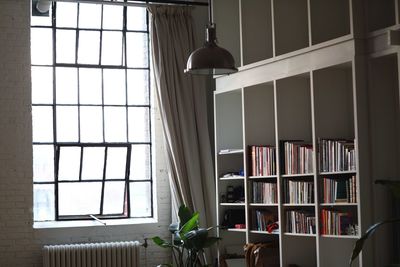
left=128, top=107, right=150, bottom=142
left=127, top=69, right=149, bottom=105
left=130, top=145, right=150, bottom=180
left=103, top=69, right=126, bottom=105
left=127, top=6, right=147, bottom=31
left=58, top=146, right=81, bottom=181
left=103, top=5, right=123, bottom=30
left=78, top=30, right=100, bottom=64
left=56, top=29, right=76, bottom=64
left=81, top=147, right=105, bottom=180
left=79, top=68, right=102, bottom=105
left=56, top=106, right=79, bottom=142
left=130, top=182, right=151, bottom=217
left=101, top=31, right=123, bottom=66
left=59, top=182, right=102, bottom=216
left=56, top=67, right=78, bottom=104
left=34, top=184, right=55, bottom=221
left=126, top=32, right=148, bottom=68
left=56, top=2, right=77, bottom=28
left=103, top=181, right=125, bottom=214
left=33, top=145, right=55, bottom=182
left=80, top=106, right=103, bottom=143
left=106, top=147, right=128, bottom=179
left=32, top=66, right=53, bottom=104
left=32, top=106, right=53, bottom=143
left=78, top=3, right=101, bottom=29
left=31, top=28, right=53, bottom=65
left=104, top=107, right=127, bottom=142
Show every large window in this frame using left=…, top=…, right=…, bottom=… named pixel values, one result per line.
left=31, top=2, right=153, bottom=221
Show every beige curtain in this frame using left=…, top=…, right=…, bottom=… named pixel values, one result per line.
left=148, top=5, right=215, bottom=231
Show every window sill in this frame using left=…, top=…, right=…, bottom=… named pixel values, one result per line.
left=34, top=217, right=158, bottom=229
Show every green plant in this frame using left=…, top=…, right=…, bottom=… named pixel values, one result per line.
left=152, top=205, right=221, bottom=267
left=349, top=180, right=400, bottom=266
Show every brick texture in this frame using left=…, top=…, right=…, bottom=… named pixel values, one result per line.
left=0, top=1, right=171, bottom=266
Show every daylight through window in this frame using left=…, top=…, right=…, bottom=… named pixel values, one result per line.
left=31, top=1, right=153, bottom=221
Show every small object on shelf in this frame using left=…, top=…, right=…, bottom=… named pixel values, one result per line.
left=226, top=185, right=235, bottom=203
left=235, top=224, right=246, bottom=229
left=219, top=148, right=243, bottom=154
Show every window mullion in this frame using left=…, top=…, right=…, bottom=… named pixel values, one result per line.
left=99, top=146, right=108, bottom=215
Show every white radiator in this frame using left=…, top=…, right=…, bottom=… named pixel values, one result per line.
left=43, top=241, right=140, bottom=267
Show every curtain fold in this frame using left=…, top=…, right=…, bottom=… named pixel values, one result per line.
left=148, top=5, right=215, bottom=232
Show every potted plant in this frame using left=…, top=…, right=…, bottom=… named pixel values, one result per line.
left=349, top=180, right=400, bottom=266
left=152, top=205, right=220, bottom=267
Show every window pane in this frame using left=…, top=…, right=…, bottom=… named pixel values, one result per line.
left=126, top=33, right=148, bottom=68
left=59, top=182, right=102, bottom=215
left=130, top=182, right=151, bottom=217
left=56, top=67, right=78, bottom=104
left=106, top=147, right=127, bottom=179
left=56, top=2, right=77, bottom=28
left=56, top=106, right=79, bottom=142
left=127, top=7, right=147, bottom=31
left=103, top=5, right=123, bottom=30
left=103, top=182, right=125, bottom=214
left=78, top=3, right=101, bottom=29
left=79, top=68, right=102, bottom=104
left=103, top=69, right=126, bottom=105
left=78, top=30, right=100, bottom=64
left=80, top=106, right=103, bottom=142
left=127, top=69, right=149, bottom=105
left=130, top=145, right=150, bottom=180
left=58, top=146, right=81, bottom=181
left=33, top=145, right=55, bottom=182
left=82, top=147, right=105, bottom=180
left=34, top=184, right=55, bottom=221
left=104, top=107, right=127, bottom=142
left=32, top=66, right=53, bottom=104
left=101, top=31, right=123, bottom=65
left=31, top=6, right=53, bottom=26
left=32, top=106, right=53, bottom=142
left=31, top=28, right=53, bottom=65
left=128, top=107, right=150, bottom=142
left=56, top=29, right=76, bottom=64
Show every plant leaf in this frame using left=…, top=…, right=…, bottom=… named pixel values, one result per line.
left=152, top=236, right=173, bottom=248
left=178, top=205, right=193, bottom=226
left=349, top=218, right=400, bottom=266
left=180, top=212, right=199, bottom=236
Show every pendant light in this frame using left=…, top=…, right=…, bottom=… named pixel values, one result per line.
left=185, top=0, right=238, bottom=75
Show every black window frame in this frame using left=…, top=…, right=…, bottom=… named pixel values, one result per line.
left=31, top=1, right=153, bottom=222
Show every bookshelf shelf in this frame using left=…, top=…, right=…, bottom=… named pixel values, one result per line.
left=283, top=233, right=317, bottom=237
left=281, top=173, right=314, bottom=178
left=249, top=175, right=277, bottom=179
left=219, top=176, right=245, bottom=181
left=283, top=203, right=315, bottom=207
left=218, top=149, right=244, bottom=155
left=224, top=228, right=247, bottom=233
left=250, top=203, right=278, bottom=207
left=220, top=203, right=245, bottom=207
left=319, top=170, right=356, bottom=175
left=320, top=203, right=358, bottom=207
left=320, top=234, right=360, bottom=239
left=250, top=230, right=279, bottom=235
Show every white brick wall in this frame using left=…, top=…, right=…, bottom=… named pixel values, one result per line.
left=0, top=1, right=172, bottom=266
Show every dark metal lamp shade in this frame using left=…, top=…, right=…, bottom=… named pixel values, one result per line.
left=185, top=24, right=238, bottom=75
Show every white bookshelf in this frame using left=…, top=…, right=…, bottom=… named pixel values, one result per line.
left=213, top=0, right=400, bottom=266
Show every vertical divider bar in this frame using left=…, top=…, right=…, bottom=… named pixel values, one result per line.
left=396, top=0, right=400, bottom=25
left=238, top=0, right=243, bottom=68
left=309, top=70, right=320, bottom=267
left=307, top=0, right=312, bottom=47
left=213, top=91, right=222, bottom=262
left=273, top=80, right=283, bottom=267
left=241, top=87, right=250, bottom=243
left=270, top=0, right=276, bottom=58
